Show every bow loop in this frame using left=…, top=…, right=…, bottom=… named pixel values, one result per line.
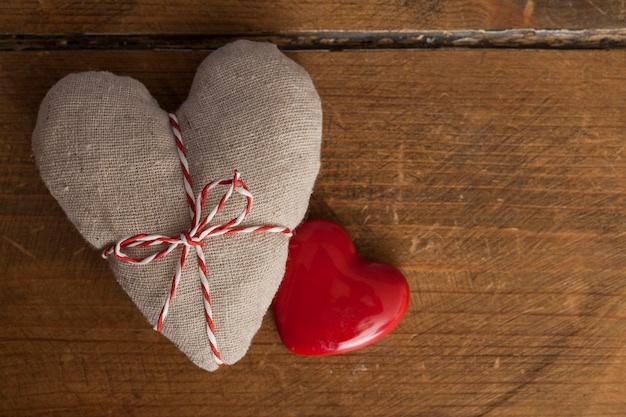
left=102, top=170, right=264, bottom=263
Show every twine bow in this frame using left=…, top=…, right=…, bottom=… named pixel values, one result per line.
left=102, top=113, right=292, bottom=366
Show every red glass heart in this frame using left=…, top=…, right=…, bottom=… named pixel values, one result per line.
left=273, top=219, right=410, bottom=356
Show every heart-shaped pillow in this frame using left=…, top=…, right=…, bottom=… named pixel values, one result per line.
left=32, top=40, right=322, bottom=371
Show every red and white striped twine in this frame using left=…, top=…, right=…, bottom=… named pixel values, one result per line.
left=102, top=112, right=292, bottom=367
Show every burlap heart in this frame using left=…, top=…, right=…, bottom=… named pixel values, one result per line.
left=32, top=40, right=322, bottom=371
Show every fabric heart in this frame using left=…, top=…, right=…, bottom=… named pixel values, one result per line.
left=273, top=219, right=409, bottom=355
left=32, top=40, right=322, bottom=371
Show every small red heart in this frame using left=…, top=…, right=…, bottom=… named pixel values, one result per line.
left=273, top=219, right=410, bottom=356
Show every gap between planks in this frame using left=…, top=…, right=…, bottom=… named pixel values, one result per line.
left=2, top=29, right=626, bottom=51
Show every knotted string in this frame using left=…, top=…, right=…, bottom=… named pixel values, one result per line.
left=102, top=112, right=292, bottom=367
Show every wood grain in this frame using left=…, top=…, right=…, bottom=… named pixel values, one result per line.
left=2, top=0, right=626, bottom=34
left=1, top=49, right=625, bottom=416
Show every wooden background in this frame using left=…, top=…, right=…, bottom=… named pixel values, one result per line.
left=1, top=1, right=625, bottom=416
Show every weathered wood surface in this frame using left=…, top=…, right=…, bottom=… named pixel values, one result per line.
left=1, top=0, right=626, bottom=34
left=1, top=49, right=625, bottom=416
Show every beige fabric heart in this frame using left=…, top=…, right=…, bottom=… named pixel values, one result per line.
left=32, top=40, right=322, bottom=371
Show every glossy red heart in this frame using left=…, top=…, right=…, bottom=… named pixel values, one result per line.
left=272, top=219, right=410, bottom=355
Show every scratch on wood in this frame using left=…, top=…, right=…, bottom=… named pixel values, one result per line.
left=409, top=237, right=419, bottom=254
left=476, top=358, right=556, bottom=417
left=72, top=246, right=86, bottom=257
left=586, top=0, right=608, bottom=15
left=523, top=0, right=535, bottom=25
left=2, top=236, right=35, bottom=259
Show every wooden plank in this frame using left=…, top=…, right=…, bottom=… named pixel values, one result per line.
left=1, top=49, right=625, bottom=416
left=1, top=0, right=625, bottom=34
